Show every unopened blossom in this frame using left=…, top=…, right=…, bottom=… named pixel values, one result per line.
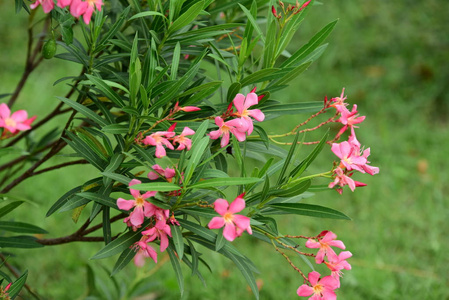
left=142, top=131, right=176, bottom=158
left=209, top=116, right=248, bottom=148
left=116, top=179, right=156, bottom=227
left=208, top=194, right=252, bottom=242
left=174, top=102, right=201, bottom=112
left=325, top=251, right=352, bottom=287
left=297, top=271, right=339, bottom=300
left=30, top=0, right=54, bottom=13
left=329, top=167, right=366, bottom=194
left=232, top=92, right=265, bottom=135
left=148, top=164, right=176, bottom=181
left=331, top=141, right=367, bottom=172
left=306, top=231, right=345, bottom=264
left=142, top=222, right=172, bottom=252
left=0, top=103, right=35, bottom=134
left=133, top=236, right=158, bottom=267
left=172, top=127, right=195, bottom=150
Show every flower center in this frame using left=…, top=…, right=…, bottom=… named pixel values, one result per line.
left=135, top=196, right=145, bottom=206
left=313, top=283, right=324, bottom=295
left=223, top=212, right=234, bottom=223
left=4, top=118, right=16, bottom=128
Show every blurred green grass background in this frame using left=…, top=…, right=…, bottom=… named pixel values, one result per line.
left=1, top=1, right=448, bottom=299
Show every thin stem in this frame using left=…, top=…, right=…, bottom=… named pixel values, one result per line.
left=31, top=159, right=88, bottom=176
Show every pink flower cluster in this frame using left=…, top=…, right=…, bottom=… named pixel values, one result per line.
left=297, top=231, right=352, bottom=299
left=30, top=0, right=103, bottom=24
left=142, top=124, right=195, bottom=158
left=209, top=90, right=265, bottom=148
left=116, top=179, right=175, bottom=267
left=208, top=194, right=252, bottom=242
left=328, top=89, right=379, bottom=193
left=0, top=103, right=35, bottom=139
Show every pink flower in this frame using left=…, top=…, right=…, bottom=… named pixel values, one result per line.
left=209, top=116, right=248, bottom=148
left=232, top=92, right=265, bottom=135
left=133, top=236, right=158, bottom=267
left=297, top=271, right=339, bottom=300
left=142, top=131, right=176, bottom=158
left=142, top=222, right=172, bottom=252
left=325, top=251, right=352, bottom=287
left=145, top=204, right=170, bottom=225
left=172, top=127, right=195, bottom=151
left=208, top=194, right=252, bottom=242
left=331, top=141, right=367, bottom=172
left=336, top=104, right=366, bottom=137
left=69, top=0, right=103, bottom=24
left=328, top=167, right=366, bottom=194
left=305, top=231, right=345, bottom=264
left=116, top=179, right=156, bottom=227
left=148, top=164, right=176, bottom=181
left=30, top=0, right=54, bottom=13
left=0, top=103, right=35, bottom=134
left=329, top=88, right=348, bottom=114
left=348, top=128, right=379, bottom=175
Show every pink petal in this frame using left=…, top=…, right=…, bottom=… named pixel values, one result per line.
left=223, top=222, right=237, bottom=241
left=155, top=144, right=167, bottom=158
left=134, top=251, right=146, bottom=267
left=209, top=129, right=222, bottom=140
left=231, top=128, right=247, bottom=142
left=232, top=215, right=250, bottom=232
left=0, top=103, right=10, bottom=119
left=214, top=198, right=229, bottom=215
left=328, top=240, right=346, bottom=249
left=130, top=206, right=145, bottom=226
left=229, top=196, right=245, bottom=213
left=148, top=171, right=160, bottom=180
left=208, top=217, right=225, bottom=229
left=220, top=132, right=230, bottom=148
left=308, top=271, right=321, bottom=286
left=296, top=284, right=314, bottom=297
left=159, top=233, right=169, bottom=252
left=232, top=93, right=246, bottom=114
left=117, top=198, right=135, bottom=211
left=248, top=109, right=265, bottom=122
left=82, top=6, right=94, bottom=24
left=10, top=110, right=28, bottom=122
left=331, top=143, right=343, bottom=159
left=215, top=116, right=224, bottom=127
left=244, top=92, right=259, bottom=108
left=305, top=239, right=320, bottom=249
left=141, top=191, right=157, bottom=199
left=320, top=275, right=339, bottom=290
left=181, top=127, right=195, bottom=136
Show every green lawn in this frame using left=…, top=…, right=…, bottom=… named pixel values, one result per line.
left=1, top=1, right=448, bottom=299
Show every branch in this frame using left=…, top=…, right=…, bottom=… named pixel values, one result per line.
left=31, top=159, right=88, bottom=176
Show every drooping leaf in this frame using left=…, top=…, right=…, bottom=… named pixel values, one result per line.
left=268, top=203, right=351, bottom=220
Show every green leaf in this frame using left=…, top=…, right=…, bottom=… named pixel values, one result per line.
left=168, top=1, right=205, bottom=35
left=0, top=221, right=47, bottom=234
left=167, top=246, right=184, bottom=296
left=101, top=124, right=129, bottom=134
left=0, top=201, right=23, bottom=219
left=238, top=4, right=265, bottom=43
left=184, top=137, right=210, bottom=186
left=281, top=19, right=338, bottom=68
left=226, top=82, right=242, bottom=103
left=92, top=229, right=144, bottom=259
left=274, top=61, right=312, bottom=87
left=85, top=75, right=126, bottom=108
left=129, top=11, right=167, bottom=21
left=239, top=68, right=280, bottom=87
left=111, top=248, right=135, bottom=276
left=187, top=177, right=261, bottom=189
left=59, top=196, right=90, bottom=212
left=130, top=182, right=181, bottom=192
left=224, top=251, right=259, bottom=300
left=277, top=131, right=300, bottom=185
left=273, top=180, right=311, bottom=198
left=290, top=132, right=328, bottom=179
left=268, top=203, right=351, bottom=220
left=77, top=192, right=118, bottom=209
left=172, top=225, right=184, bottom=261
left=58, top=97, right=109, bottom=126
left=261, top=101, right=322, bottom=117
left=8, top=270, right=28, bottom=299
left=0, top=236, right=43, bottom=248
left=215, top=227, right=226, bottom=252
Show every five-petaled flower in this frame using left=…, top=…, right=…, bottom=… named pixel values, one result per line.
left=148, top=164, right=176, bottom=181
left=0, top=103, right=35, bottom=134
left=232, top=92, right=265, bottom=135
left=143, top=131, right=176, bottom=158
left=133, top=236, right=158, bottom=267
left=297, top=271, right=339, bottom=300
left=305, top=231, right=346, bottom=264
left=209, top=116, right=248, bottom=148
left=208, top=194, right=252, bottom=241
left=116, top=179, right=156, bottom=227
left=141, top=222, right=172, bottom=252
left=172, top=127, right=195, bottom=151
left=324, top=251, right=352, bottom=287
